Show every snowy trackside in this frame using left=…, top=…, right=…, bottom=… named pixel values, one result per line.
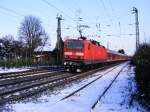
left=93, top=65, right=146, bottom=112
left=0, top=62, right=147, bottom=112
left=0, top=67, right=30, bottom=73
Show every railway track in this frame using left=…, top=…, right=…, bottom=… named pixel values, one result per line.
left=49, top=62, right=128, bottom=112
left=59, top=64, right=119, bottom=101
left=0, top=69, right=50, bottom=80
left=90, top=63, right=128, bottom=112
left=0, top=69, right=43, bottom=77
left=0, top=62, right=123, bottom=104
left=0, top=71, right=68, bottom=104
left=0, top=71, right=62, bottom=87
left=0, top=66, right=64, bottom=79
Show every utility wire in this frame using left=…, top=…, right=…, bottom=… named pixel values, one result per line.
left=0, top=10, right=20, bottom=21
left=0, top=5, right=52, bottom=27
left=0, top=6, right=25, bottom=24
left=108, top=0, right=119, bottom=20
left=108, top=0, right=123, bottom=38
left=98, top=0, right=113, bottom=25
left=0, top=6, right=24, bottom=17
left=41, top=0, right=74, bottom=22
left=41, top=0, right=92, bottom=35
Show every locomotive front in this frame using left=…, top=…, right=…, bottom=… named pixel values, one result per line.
left=63, top=39, right=85, bottom=72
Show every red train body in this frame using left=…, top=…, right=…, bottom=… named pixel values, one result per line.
left=63, top=38, right=128, bottom=72
left=107, top=50, right=128, bottom=61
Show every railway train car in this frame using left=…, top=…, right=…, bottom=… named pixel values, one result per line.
left=63, top=37, right=128, bottom=72
left=107, top=50, right=128, bottom=61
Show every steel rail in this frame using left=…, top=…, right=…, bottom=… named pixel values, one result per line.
left=90, top=63, right=128, bottom=112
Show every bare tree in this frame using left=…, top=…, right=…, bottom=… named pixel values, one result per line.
left=19, top=15, right=48, bottom=57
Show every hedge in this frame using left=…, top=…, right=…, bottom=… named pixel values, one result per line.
left=132, top=44, right=150, bottom=104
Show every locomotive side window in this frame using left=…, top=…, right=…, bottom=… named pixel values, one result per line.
left=66, top=42, right=84, bottom=49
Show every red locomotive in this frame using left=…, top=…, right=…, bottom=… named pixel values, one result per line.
left=63, top=37, right=128, bottom=72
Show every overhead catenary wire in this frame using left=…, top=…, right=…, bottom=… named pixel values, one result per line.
left=96, top=0, right=135, bottom=39
left=41, top=0, right=81, bottom=35
left=108, top=0, right=121, bottom=34
left=41, top=0, right=93, bottom=33
left=41, top=0, right=75, bottom=22
left=0, top=5, right=53, bottom=28
left=0, top=5, right=24, bottom=17
left=97, top=0, right=113, bottom=25
left=108, top=0, right=119, bottom=21
left=0, top=6, right=25, bottom=27
left=3, top=0, right=69, bottom=28
left=0, top=1, right=138, bottom=39
left=0, top=10, right=20, bottom=22
left=95, top=0, right=115, bottom=37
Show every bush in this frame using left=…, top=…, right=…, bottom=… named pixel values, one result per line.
left=0, top=58, right=34, bottom=68
left=132, top=44, right=150, bottom=104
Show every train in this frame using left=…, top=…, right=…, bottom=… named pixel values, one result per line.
left=63, top=37, right=129, bottom=72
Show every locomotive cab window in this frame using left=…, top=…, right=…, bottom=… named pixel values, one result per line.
left=66, top=41, right=84, bottom=49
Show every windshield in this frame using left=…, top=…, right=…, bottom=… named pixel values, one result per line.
left=66, top=41, right=84, bottom=49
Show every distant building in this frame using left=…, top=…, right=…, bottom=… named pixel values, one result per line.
left=34, top=43, right=54, bottom=65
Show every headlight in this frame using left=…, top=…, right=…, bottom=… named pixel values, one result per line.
left=64, top=62, right=67, bottom=65
left=76, top=52, right=84, bottom=56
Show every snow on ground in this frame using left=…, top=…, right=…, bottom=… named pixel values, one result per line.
left=0, top=62, right=147, bottom=112
left=94, top=65, right=146, bottom=112
left=0, top=67, right=30, bottom=73
left=46, top=63, right=128, bottom=112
